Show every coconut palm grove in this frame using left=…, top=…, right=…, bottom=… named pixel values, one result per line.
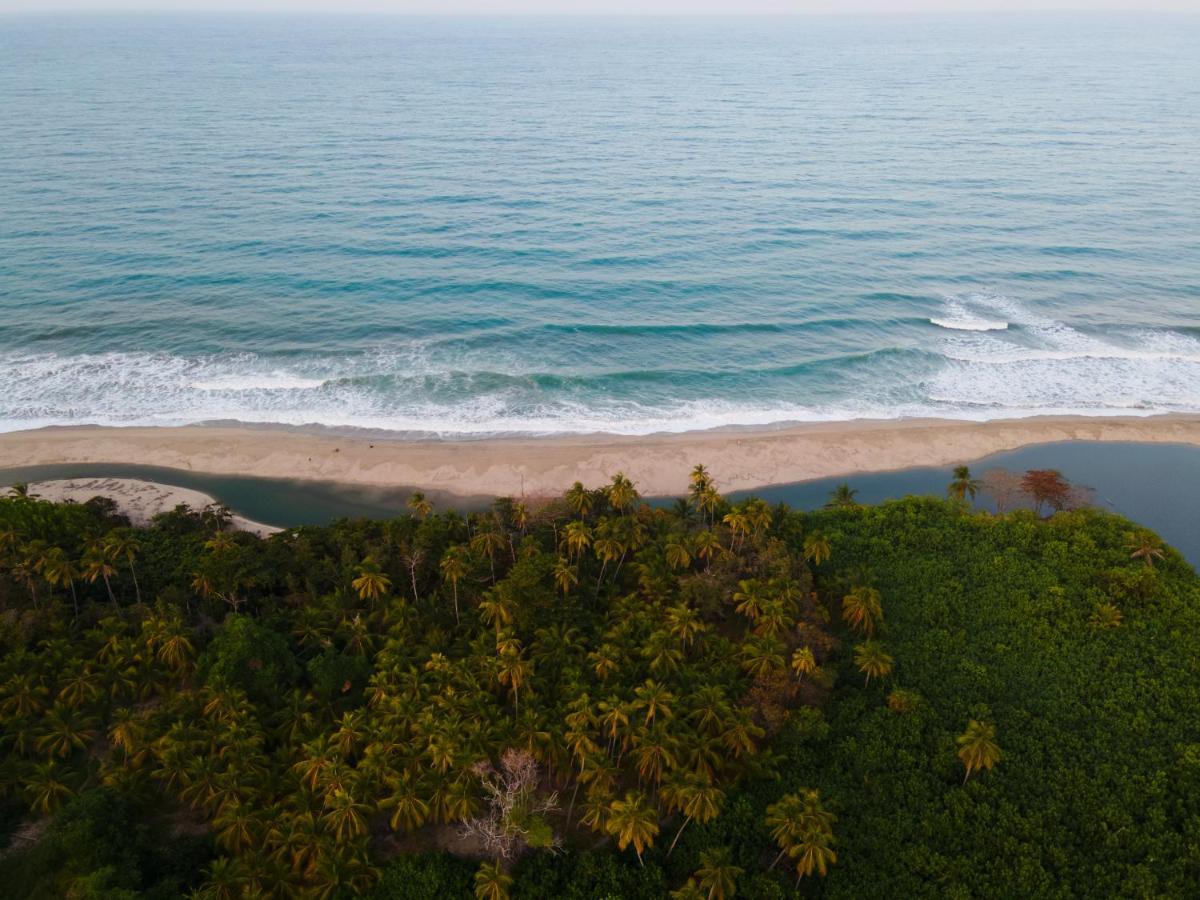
left=0, top=466, right=1197, bottom=898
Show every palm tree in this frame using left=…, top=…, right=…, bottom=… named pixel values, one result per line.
left=37, top=704, right=99, bottom=757
left=407, top=491, right=433, bottom=521
left=754, top=598, right=791, bottom=640
left=191, top=569, right=215, bottom=601
left=565, top=481, right=593, bottom=519
left=744, top=498, right=772, bottom=539
left=765, top=793, right=804, bottom=870
left=511, top=501, right=530, bottom=534
left=722, top=510, right=750, bottom=550
left=693, top=530, right=722, bottom=567
left=634, top=679, right=675, bottom=726
left=478, top=593, right=515, bottom=638
left=204, top=531, right=236, bottom=554
left=39, top=547, right=80, bottom=619
left=631, top=725, right=675, bottom=784
left=553, top=557, right=579, bottom=597
left=471, top=524, right=507, bottom=583
left=352, top=558, right=391, bottom=603
left=310, top=848, right=378, bottom=899
left=765, top=790, right=837, bottom=876
left=25, top=761, right=74, bottom=813
left=196, top=857, right=247, bottom=900
left=321, top=789, right=372, bottom=841
left=665, top=538, right=692, bottom=571
left=739, top=635, right=785, bottom=678
left=606, top=472, right=639, bottom=514
left=154, top=628, right=194, bottom=676
left=474, top=861, right=512, bottom=900
left=213, top=802, right=261, bottom=853
left=947, top=465, right=981, bottom=503
left=732, top=579, right=768, bottom=622
left=496, top=648, right=531, bottom=714
left=81, top=542, right=119, bottom=607
left=592, top=529, right=622, bottom=586
left=791, top=646, right=817, bottom=678
left=695, top=846, right=742, bottom=900
left=563, top=520, right=591, bottom=559
left=956, top=719, right=1001, bottom=783
left=791, top=824, right=837, bottom=883
left=853, top=640, right=893, bottom=685
left=1126, top=531, right=1165, bottom=568
left=826, top=484, right=859, bottom=509
left=605, top=790, right=660, bottom=866
left=103, top=531, right=142, bottom=603
left=382, top=774, right=431, bottom=833
left=440, top=547, right=467, bottom=624
left=664, top=603, right=705, bottom=650
left=671, top=879, right=706, bottom=900
left=803, top=532, right=832, bottom=566
left=11, top=545, right=43, bottom=608
left=1, top=673, right=47, bottom=717
left=666, top=776, right=724, bottom=854
left=57, top=670, right=101, bottom=707
left=841, top=586, right=883, bottom=637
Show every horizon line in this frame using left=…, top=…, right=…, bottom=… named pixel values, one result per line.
left=3, top=7, right=1198, bottom=14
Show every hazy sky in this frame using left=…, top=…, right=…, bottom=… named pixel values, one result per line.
left=2, top=0, right=1195, bottom=12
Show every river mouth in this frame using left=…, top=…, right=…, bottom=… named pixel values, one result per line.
left=3, top=440, right=1197, bottom=567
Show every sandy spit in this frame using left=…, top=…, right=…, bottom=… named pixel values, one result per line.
left=22, top=478, right=282, bottom=537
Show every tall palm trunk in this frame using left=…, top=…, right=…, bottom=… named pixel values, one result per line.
left=566, top=777, right=581, bottom=824
left=102, top=573, right=117, bottom=609
left=668, top=815, right=692, bottom=854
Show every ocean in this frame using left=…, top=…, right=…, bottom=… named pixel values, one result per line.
left=1, top=14, right=1198, bottom=436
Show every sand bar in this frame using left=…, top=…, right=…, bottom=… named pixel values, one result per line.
left=1, top=415, right=1198, bottom=500
left=22, top=478, right=282, bottom=537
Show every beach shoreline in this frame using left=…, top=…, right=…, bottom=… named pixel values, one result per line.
left=2, top=414, right=1198, bottom=500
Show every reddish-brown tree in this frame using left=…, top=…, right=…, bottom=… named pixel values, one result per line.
left=1021, top=469, right=1071, bottom=516
left=980, top=469, right=1023, bottom=514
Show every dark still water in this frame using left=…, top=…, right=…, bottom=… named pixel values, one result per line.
left=2, top=441, right=1196, bottom=565
left=738, top=441, right=1199, bottom=565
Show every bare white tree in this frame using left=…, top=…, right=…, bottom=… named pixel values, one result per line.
left=461, top=748, right=560, bottom=861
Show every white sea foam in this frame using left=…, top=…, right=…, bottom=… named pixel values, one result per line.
left=929, top=297, right=1009, bottom=332
left=927, top=293, right=1200, bottom=415
left=3, top=298, right=1200, bottom=437
left=929, top=318, right=1009, bottom=332
left=192, top=375, right=327, bottom=391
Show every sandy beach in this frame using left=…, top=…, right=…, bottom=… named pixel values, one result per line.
left=1, top=414, right=1198, bottom=501
left=21, top=477, right=282, bottom=536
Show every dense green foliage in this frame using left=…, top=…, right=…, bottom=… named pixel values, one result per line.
left=0, top=469, right=1196, bottom=898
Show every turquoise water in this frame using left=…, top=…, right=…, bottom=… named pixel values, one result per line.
left=1, top=14, right=1199, bottom=435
